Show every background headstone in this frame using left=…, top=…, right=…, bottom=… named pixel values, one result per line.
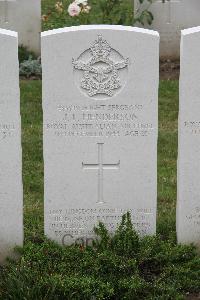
left=177, top=26, right=200, bottom=247
left=0, top=28, right=23, bottom=263
left=134, top=0, right=200, bottom=59
left=0, top=0, right=41, bottom=54
left=42, top=25, right=159, bottom=246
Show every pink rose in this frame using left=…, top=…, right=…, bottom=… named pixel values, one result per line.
left=68, top=2, right=81, bottom=17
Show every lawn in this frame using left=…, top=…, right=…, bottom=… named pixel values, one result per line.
left=2, top=79, right=198, bottom=300
left=20, top=80, right=43, bottom=241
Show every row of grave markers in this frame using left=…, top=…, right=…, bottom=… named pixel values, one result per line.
left=0, top=24, right=200, bottom=263
left=135, top=0, right=200, bottom=59
left=0, top=0, right=41, bottom=54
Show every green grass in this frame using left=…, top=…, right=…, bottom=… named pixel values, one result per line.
left=0, top=80, right=199, bottom=299
left=20, top=80, right=43, bottom=241
left=158, top=81, right=178, bottom=238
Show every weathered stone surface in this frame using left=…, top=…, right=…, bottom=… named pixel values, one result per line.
left=0, top=0, right=41, bottom=54
left=135, top=0, right=200, bottom=59
left=177, top=26, right=200, bottom=247
left=42, top=25, right=159, bottom=246
left=0, top=29, right=23, bottom=263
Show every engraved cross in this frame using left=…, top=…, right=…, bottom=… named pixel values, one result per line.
left=82, top=143, right=120, bottom=204
left=156, top=0, right=181, bottom=24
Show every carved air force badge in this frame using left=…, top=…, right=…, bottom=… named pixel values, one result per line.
left=72, top=35, right=130, bottom=100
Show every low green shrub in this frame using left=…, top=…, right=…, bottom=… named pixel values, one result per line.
left=19, top=57, right=42, bottom=79
left=0, top=213, right=199, bottom=299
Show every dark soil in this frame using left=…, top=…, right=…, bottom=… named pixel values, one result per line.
left=186, top=294, right=200, bottom=300
left=160, top=59, right=180, bottom=80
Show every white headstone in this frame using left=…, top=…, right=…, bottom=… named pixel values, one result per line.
left=0, top=0, right=41, bottom=54
left=177, top=26, right=200, bottom=247
left=135, top=0, right=200, bottom=59
left=42, top=25, right=159, bottom=246
left=0, top=28, right=23, bottom=263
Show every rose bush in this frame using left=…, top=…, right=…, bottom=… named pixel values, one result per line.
left=42, top=0, right=154, bottom=30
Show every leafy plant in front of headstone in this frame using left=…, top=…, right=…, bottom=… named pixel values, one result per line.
left=1, top=212, right=199, bottom=299
left=19, top=57, right=42, bottom=79
left=93, top=212, right=140, bottom=256
left=42, top=0, right=154, bottom=30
